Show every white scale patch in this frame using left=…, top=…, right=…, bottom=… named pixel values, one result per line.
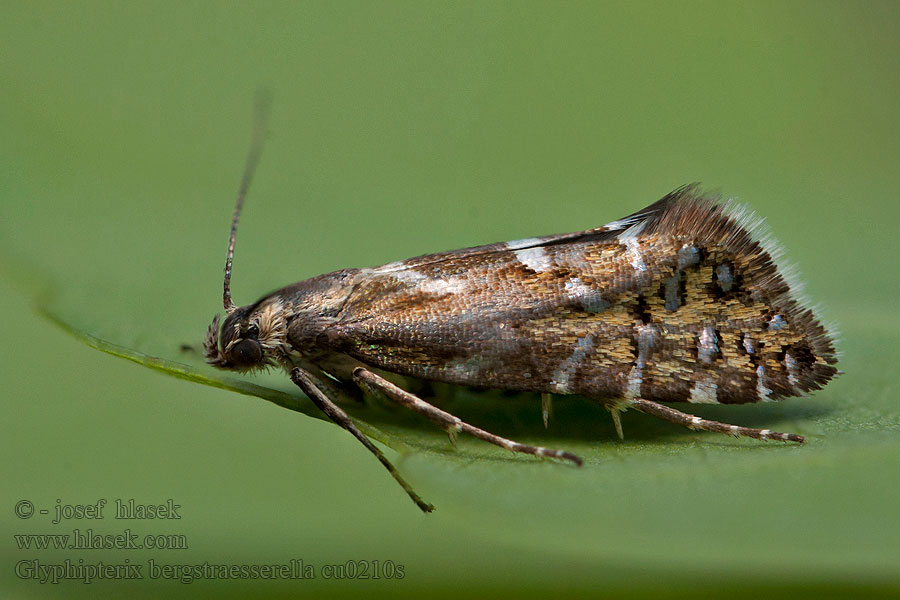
left=504, top=237, right=546, bottom=250
left=624, top=324, right=658, bottom=399
left=389, top=269, right=428, bottom=284
left=785, top=353, right=800, bottom=388
left=550, top=336, right=594, bottom=393
left=514, top=246, right=554, bottom=273
left=370, top=260, right=408, bottom=274
left=689, top=377, right=719, bottom=404
left=383, top=268, right=467, bottom=295
left=698, top=326, right=719, bottom=364
left=625, top=366, right=643, bottom=400
left=416, top=277, right=468, bottom=295
left=768, top=314, right=786, bottom=330
left=602, top=216, right=640, bottom=231
left=623, top=238, right=647, bottom=272
left=743, top=334, right=755, bottom=355
left=635, top=324, right=659, bottom=369
left=564, top=277, right=588, bottom=294
left=564, top=277, right=609, bottom=313
left=756, top=365, right=772, bottom=401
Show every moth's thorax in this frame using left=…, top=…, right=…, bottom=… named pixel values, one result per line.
left=277, top=269, right=363, bottom=356
left=205, top=269, right=368, bottom=371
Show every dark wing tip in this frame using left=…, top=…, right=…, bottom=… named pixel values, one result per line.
left=618, top=185, right=840, bottom=395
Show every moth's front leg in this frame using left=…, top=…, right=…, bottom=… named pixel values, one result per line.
left=352, top=367, right=583, bottom=466
left=289, top=367, right=435, bottom=513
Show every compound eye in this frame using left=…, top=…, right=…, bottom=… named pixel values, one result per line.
left=229, top=338, right=262, bottom=367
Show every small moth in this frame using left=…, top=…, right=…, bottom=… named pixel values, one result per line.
left=204, top=107, right=838, bottom=512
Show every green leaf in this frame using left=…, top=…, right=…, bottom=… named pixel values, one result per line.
left=3, top=2, right=900, bottom=597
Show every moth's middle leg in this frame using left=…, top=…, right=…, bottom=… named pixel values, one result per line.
left=352, top=367, right=583, bottom=466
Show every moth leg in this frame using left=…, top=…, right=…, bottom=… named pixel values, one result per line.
left=289, top=367, right=435, bottom=513
left=608, top=407, right=625, bottom=440
left=541, top=393, right=553, bottom=429
left=629, top=398, right=804, bottom=443
left=353, top=367, right=583, bottom=466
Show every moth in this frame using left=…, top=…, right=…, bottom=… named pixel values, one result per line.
left=204, top=109, right=839, bottom=512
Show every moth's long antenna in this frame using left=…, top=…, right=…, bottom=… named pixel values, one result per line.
left=223, top=91, right=272, bottom=312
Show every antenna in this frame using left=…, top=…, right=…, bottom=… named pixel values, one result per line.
left=223, top=90, right=272, bottom=312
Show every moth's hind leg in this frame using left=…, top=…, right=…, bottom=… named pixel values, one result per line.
left=629, top=398, right=805, bottom=443
left=353, top=368, right=583, bottom=466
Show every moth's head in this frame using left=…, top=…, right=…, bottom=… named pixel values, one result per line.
left=204, top=300, right=287, bottom=372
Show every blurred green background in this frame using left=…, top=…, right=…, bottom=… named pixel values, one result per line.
left=2, top=1, right=899, bottom=598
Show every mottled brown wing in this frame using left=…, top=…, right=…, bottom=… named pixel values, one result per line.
left=330, top=187, right=838, bottom=405
left=363, top=188, right=678, bottom=274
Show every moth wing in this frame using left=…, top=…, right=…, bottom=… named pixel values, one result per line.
left=330, top=186, right=694, bottom=386
left=367, top=184, right=694, bottom=275
left=327, top=184, right=837, bottom=405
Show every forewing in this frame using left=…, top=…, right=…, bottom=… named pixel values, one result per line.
left=365, top=187, right=682, bottom=275
left=328, top=186, right=838, bottom=405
